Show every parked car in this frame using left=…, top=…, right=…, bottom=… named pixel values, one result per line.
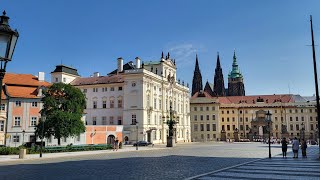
left=133, top=141, right=153, bottom=146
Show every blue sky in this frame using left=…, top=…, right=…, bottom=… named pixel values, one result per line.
left=1, top=0, right=320, bottom=96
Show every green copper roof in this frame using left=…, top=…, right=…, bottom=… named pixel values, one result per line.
left=228, top=50, right=243, bottom=79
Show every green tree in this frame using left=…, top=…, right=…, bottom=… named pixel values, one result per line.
left=35, top=83, right=86, bottom=145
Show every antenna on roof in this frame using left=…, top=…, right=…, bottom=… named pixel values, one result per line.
left=61, top=59, right=63, bottom=65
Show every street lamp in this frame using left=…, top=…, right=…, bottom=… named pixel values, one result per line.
left=1, top=11, right=19, bottom=146
left=162, top=102, right=179, bottom=147
left=22, top=130, right=25, bottom=145
left=265, top=110, right=272, bottom=159
left=40, top=115, right=45, bottom=158
left=131, top=120, right=138, bottom=150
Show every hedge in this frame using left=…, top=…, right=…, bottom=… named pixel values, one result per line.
left=0, top=144, right=115, bottom=155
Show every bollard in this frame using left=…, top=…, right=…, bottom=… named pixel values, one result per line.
left=19, top=149, right=26, bottom=159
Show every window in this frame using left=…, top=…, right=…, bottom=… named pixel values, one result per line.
left=200, top=107, right=203, bottom=111
left=15, top=101, right=21, bottom=107
left=232, top=110, right=235, bottom=114
left=13, top=135, right=19, bottom=142
left=92, top=117, right=96, bottom=125
left=200, top=124, right=204, bottom=131
left=296, top=124, right=299, bottom=131
left=240, top=117, right=243, bottom=122
left=14, top=117, right=21, bottom=126
left=64, top=137, right=67, bottom=142
left=118, top=87, right=123, bottom=91
left=302, top=117, right=304, bottom=121
left=110, top=99, right=114, bottom=108
left=194, top=115, right=197, bottom=121
left=246, top=125, right=249, bottom=130
left=102, top=116, right=107, bottom=125
left=290, top=124, right=293, bottom=131
left=110, top=87, right=115, bottom=91
left=194, top=107, right=197, bottom=111
left=227, top=118, right=230, bottom=122
left=222, top=118, right=224, bottom=122
left=212, top=124, right=216, bottom=131
left=207, top=134, right=210, bottom=139
left=132, top=114, right=137, bottom=124
left=206, top=124, right=210, bottom=131
left=222, top=111, right=224, bottom=114
left=232, top=125, right=235, bottom=130
left=227, top=125, right=230, bottom=131
left=0, top=121, right=4, bottom=131
left=118, top=116, right=122, bottom=125
left=109, top=116, right=114, bottom=125
left=275, top=117, right=278, bottom=121
left=311, top=124, right=314, bottom=130
left=31, top=102, right=38, bottom=107
left=275, top=110, right=277, bottom=113
left=93, top=88, right=98, bottom=92
left=289, top=109, right=292, bottom=113
left=77, top=135, right=81, bottom=141
left=240, top=125, right=243, bottom=131
left=55, top=77, right=58, bottom=82
left=222, top=125, right=225, bottom=130
left=102, top=87, right=107, bottom=92
left=290, top=117, right=293, bottom=121
left=102, top=100, right=107, bottom=108
left=154, top=98, right=157, bottom=109
left=206, top=107, right=209, bottom=111
left=63, top=78, right=66, bottom=82
left=212, top=107, right=215, bottom=111
left=118, top=99, right=122, bottom=108
left=159, top=100, right=162, bottom=109
left=232, top=117, right=235, bottom=122
left=227, top=111, right=229, bottom=114
left=295, top=109, right=298, bottom=113
left=0, top=104, right=5, bottom=111
left=206, top=115, right=209, bottom=120
left=245, top=117, right=248, bottom=122
left=310, top=117, right=313, bottom=121
left=31, top=117, right=37, bottom=126
left=132, top=82, right=136, bottom=87
left=296, top=117, right=298, bottom=121
left=83, top=89, right=87, bottom=93
left=309, top=109, right=312, bottom=113
left=200, top=115, right=203, bottom=121
left=93, top=101, right=97, bottom=109
left=301, top=109, right=303, bottom=113
left=194, top=124, right=198, bottom=131
left=212, top=115, right=216, bottom=120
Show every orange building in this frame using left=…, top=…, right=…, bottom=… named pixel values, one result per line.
left=86, top=125, right=123, bottom=144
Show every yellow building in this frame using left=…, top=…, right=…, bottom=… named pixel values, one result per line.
left=190, top=94, right=318, bottom=142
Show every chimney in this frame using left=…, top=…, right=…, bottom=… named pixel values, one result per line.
left=38, top=72, right=45, bottom=81
left=93, top=72, right=100, bottom=77
left=117, top=57, right=123, bottom=73
left=135, top=57, right=141, bottom=69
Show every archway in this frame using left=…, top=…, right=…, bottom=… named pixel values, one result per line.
left=107, top=135, right=115, bottom=145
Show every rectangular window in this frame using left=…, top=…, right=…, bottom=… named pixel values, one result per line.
left=77, top=135, right=80, bottom=141
left=296, top=117, right=298, bottom=121
left=207, top=134, right=210, bottom=139
left=200, top=107, right=203, bottom=111
left=232, top=125, right=235, bottom=130
left=301, top=117, right=304, bottom=121
left=13, top=135, right=20, bottom=142
left=64, top=137, right=67, bottom=142
left=194, top=107, right=197, bottom=111
left=222, top=118, right=224, bottom=122
left=275, top=117, right=278, bottom=121
left=15, top=101, right=21, bottom=107
left=93, top=101, right=97, bottom=109
left=194, top=124, right=198, bottom=131
left=159, top=100, right=162, bottom=109
left=102, top=116, right=107, bottom=125
left=206, top=124, right=210, bottom=131
left=63, top=78, right=66, bottom=82
left=245, top=117, right=248, bottom=122
left=102, top=101, right=107, bottom=108
left=222, top=125, right=225, bottom=131
left=118, top=87, right=123, bottom=91
left=227, top=125, right=230, bottom=131
left=0, top=104, right=5, bottom=111
left=14, top=117, right=21, bottom=126
left=118, top=99, right=122, bottom=108
left=212, top=124, right=216, bottom=131
left=200, top=115, right=203, bottom=121
left=310, top=117, right=313, bottom=121
left=55, top=78, right=58, bottom=82
left=110, top=100, right=114, bottom=108
left=212, top=115, right=216, bottom=120
left=83, top=89, right=87, bottom=93
left=93, top=88, right=98, bottom=92
left=132, top=114, right=137, bottom=124
left=290, top=117, right=293, bottom=121
left=200, top=124, right=204, bottom=131
left=296, top=124, right=299, bottom=131
left=227, top=118, right=230, bottom=122
left=31, top=117, right=37, bottom=126
left=311, top=124, right=314, bottom=130
left=194, top=115, right=197, bottom=121
left=118, top=116, right=122, bottom=125
left=246, top=125, right=249, bottom=131
left=110, top=116, right=114, bottom=125
left=111, top=87, right=115, bottom=91
left=240, top=117, right=243, bottom=122
left=31, top=102, right=38, bottom=107
left=92, top=117, right=96, bottom=125
left=212, top=107, right=215, bottom=111
left=154, top=98, right=157, bottom=109
left=206, top=107, right=209, bottom=111
left=0, top=120, right=4, bottom=131
left=206, top=115, right=209, bottom=120
left=290, top=124, right=293, bottom=131
left=232, top=117, right=235, bottom=122
left=240, top=125, right=243, bottom=131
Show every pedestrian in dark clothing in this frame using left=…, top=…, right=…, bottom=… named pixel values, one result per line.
left=281, top=137, right=288, bottom=158
left=301, top=139, right=307, bottom=158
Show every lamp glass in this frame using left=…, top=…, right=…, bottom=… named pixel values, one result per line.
left=8, top=33, right=18, bottom=60
left=0, top=33, right=9, bottom=58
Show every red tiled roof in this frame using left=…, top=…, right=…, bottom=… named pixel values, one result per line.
left=71, top=75, right=124, bottom=86
left=191, top=91, right=214, bottom=99
left=3, top=73, right=51, bottom=86
left=218, top=94, right=294, bottom=104
left=1, top=73, right=51, bottom=99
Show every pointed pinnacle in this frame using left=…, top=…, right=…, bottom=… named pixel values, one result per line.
left=3, top=11, right=6, bottom=16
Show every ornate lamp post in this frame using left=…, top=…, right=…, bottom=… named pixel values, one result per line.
left=162, top=102, right=179, bottom=147
left=0, top=11, right=19, bottom=146
left=22, top=130, right=25, bottom=145
left=39, top=115, right=45, bottom=158
left=131, top=120, right=138, bottom=150
left=265, top=111, right=272, bottom=158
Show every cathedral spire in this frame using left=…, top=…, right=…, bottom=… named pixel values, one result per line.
left=192, top=54, right=203, bottom=96
left=213, top=52, right=226, bottom=96
left=228, top=50, right=245, bottom=96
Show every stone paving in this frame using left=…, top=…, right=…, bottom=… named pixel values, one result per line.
left=189, top=146, right=320, bottom=180
left=0, top=142, right=317, bottom=180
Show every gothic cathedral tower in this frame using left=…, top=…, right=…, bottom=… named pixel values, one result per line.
left=213, top=53, right=226, bottom=96
left=228, top=50, right=245, bottom=96
left=192, top=54, right=203, bottom=96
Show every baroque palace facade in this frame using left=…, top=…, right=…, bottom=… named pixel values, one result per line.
left=53, top=53, right=191, bottom=144
left=190, top=51, right=318, bottom=142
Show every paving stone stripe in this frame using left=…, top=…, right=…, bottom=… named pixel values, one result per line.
left=191, top=146, right=320, bottom=180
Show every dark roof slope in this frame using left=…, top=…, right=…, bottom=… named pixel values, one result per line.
left=108, top=61, right=135, bottom=75
left=70, top=75, right=123, bottom=86
left=51, top=65, right=80, bottom=76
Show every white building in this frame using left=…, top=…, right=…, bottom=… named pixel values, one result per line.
left=55, top=53, right=191, bottom=144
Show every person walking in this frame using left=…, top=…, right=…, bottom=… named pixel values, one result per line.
left=281, top=137, right=288, bottom=158
left=301, top=139, right=307, bottom=158
left=292, top=137, right=299, bottom=158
